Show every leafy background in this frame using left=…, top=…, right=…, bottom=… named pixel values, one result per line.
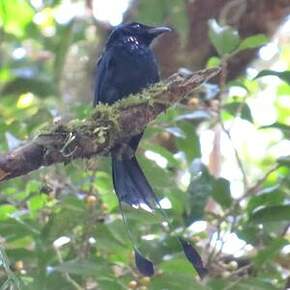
left=0, top=0, right=290, bottom=289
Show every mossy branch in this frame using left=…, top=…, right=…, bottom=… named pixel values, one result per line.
left=0, top=68, right=220, bottom=183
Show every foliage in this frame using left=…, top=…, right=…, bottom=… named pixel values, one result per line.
left=0, top=1, right=289, bottom=290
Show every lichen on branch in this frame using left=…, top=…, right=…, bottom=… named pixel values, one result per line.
left=0, top=67, right=220, bottom=183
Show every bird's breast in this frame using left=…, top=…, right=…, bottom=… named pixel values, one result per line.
left=111, top=44, right=159, bottom=97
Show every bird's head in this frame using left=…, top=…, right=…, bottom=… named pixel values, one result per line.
left=106, top=22, right=173, bottom=47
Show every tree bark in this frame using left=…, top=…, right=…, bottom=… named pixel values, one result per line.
left=154, top=0, right=290, bottom=78
left=0, top=68, right=220, bottom=183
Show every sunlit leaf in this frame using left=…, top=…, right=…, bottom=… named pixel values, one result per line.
left=27, top=194, right=48, bottom=217
left=208, top=19, right=240, bottom=56
left=17, top=93, right=37, bottom=109
left=255, top=70, right=290, bottom=85
left=207, top=56, right=221, bottom=68
left=238, top=34, right=268, bottom=51
left=260, top=122, right=290, bottom=138
left=25, top=180, right=42, bottom=194
left=0, top=205, right=17, bottom=221
left=0, top=0, right=34, bottom=37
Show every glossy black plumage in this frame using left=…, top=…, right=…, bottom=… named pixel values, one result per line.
left=94, top=23, right=171, bottom=207
left=93, top=23, right=208, bottom=278
left=94, top=24, right=160, bottom=106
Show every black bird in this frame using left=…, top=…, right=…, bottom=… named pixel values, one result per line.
left=93, top=22, right=207, bottom=278
left=94, top=22, right=172, bottom=208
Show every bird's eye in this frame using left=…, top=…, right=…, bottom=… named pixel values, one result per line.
left=133, top=23, right=141, bottom=29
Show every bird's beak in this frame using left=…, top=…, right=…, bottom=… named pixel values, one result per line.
left=147, top=26, right=173, bottom=37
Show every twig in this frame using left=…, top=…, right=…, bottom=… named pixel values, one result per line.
left=220, top=121, right=249, bottom=189
left=55, top=248, right=83, bottom=290
left=216, top=55, right=249, bottom=189
left=281, top=223, right=290, bottom=238
left=223, top=276, right=244, bottom=290
left=237, top=163, right=281, bottom=202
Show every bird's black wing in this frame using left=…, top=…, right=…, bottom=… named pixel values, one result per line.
left=93, top=51, right=119, bottom=106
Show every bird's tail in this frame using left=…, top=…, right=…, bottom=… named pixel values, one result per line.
left=112, top=155, right=207, bottom=278
left=112, top=156, right=156, bottom=209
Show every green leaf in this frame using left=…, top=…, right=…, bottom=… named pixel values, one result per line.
left=238, top=34, right=268, bottom=51
left=255, top=70, right=290, bottom=85
left=187, top=163, right=232, bottom=216
left=98, top=279, right=126, bottom=290
left=166, top=189, right=186, bottom=216
left=53, top=259, right=112, bottom=276
left=95, top=171, right=117, bottom=212
left=237, top=224, right=261, bottom=244
left=159, top=258, right=196, bottom=275
left=0, top=204, right=16, bottom=221
left=0, top=0, right=34, bottom=37
left=224, top=102, right=254, bottom=123
left=125, top=206, right=164, bottom=225
left=254, top=238, right=288, bottom=266
left=0, top=218, right=39, bottom=241
left=93, top=223, right=128, bottom=254
left=175, top=121, right=201, bottom=162
left=246, top=186, right=284, bottom=214
left=207, top=56, right=221, bottom=68
left=106, top=219, right=130, bottom=247
left=151, top=269, right=208, bottom=290
left=232, top=277, right=281, bottom=290
left=6, top=248, right=36, bottom=261
left=277, top=156, right=290, bottom=166
left=41, top=196, right=86, bottom=240
left=185, top=162, right=213, bottom=224
left=139, top=156, right=174, bottom=194
left=27, top=194, right=48, bottom=217
left=277, top=82, right=290, bottom=96
left=250, top=205, right=290, bottom=223
left=25, top=180, right=42, bottom=194
left=208, top=19, right=240, bottom=56
left=260, top=122, right=290, bottom=138
left=211, top=178, right=232, bottom=208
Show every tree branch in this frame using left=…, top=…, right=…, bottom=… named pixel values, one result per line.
left=0, top=68, right=220, bottom=183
